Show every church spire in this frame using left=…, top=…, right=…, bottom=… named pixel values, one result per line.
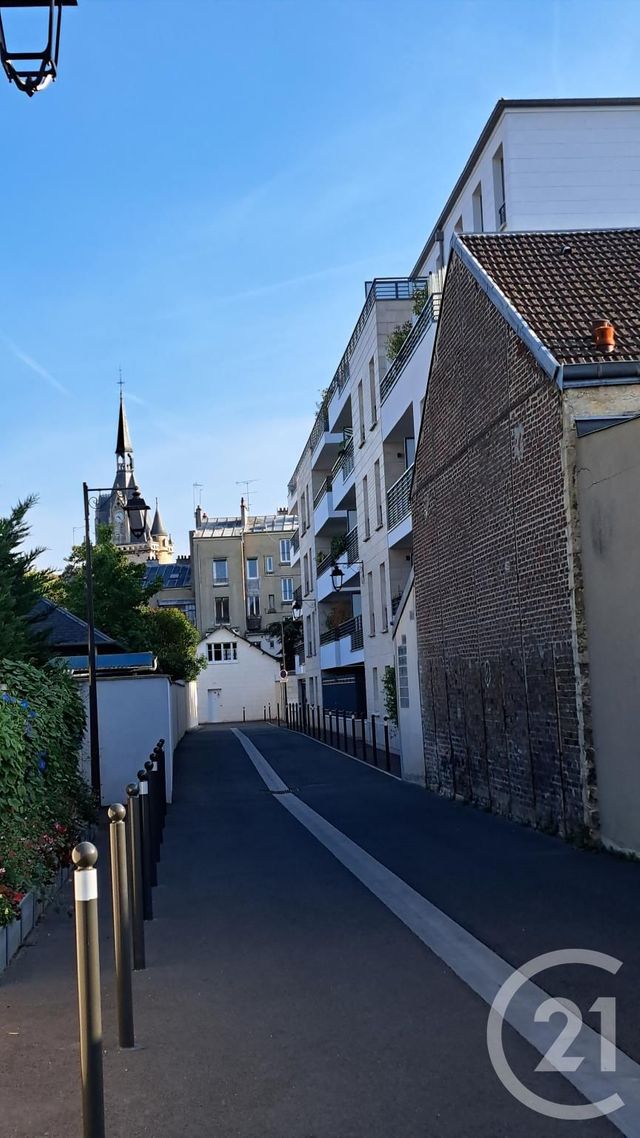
left=115, top=385, right=134, bottom=472
left=150, top=498, right=168, bottom=538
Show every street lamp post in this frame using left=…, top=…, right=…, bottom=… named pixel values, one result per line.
left=82, top=482, right=150, bottom=801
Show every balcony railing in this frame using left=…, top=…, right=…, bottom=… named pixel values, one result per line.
left=319, top=614, right=363, bottom=652
left=498, top=201, right=507, bottom=227
left=380, top=291, right=442, bottom=405
left=310, top=409, right=330, bottom=453
left=313, top=477, right=332, bottom=509
left=246, top=617, right=262, bottom=632
left=391, top=594, right=402, bottom=618
left=291, top=530, right=299, bottom=555
left=316, top=552, right=333, bottom=578
left=294, top=584, right=302, bottom=605
left=387, top=463, right=414, bottom=530
left=342, top=436, right=354, bottom=480
left=345, top=525, right=359, bottom=565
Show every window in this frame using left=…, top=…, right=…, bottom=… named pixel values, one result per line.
left=247, top=595, right=261, bottom=617
left=379, top=562, right=388, bottom=632
left=362, top=475, right=371, bottom=539
left=493, top=144, right=506, bottom=227
left=374, top=460, right=383, bottom=528
left=264, top=555, right=274, bottom=574
left=268, top=593, right=276, bottom=613
left=247, top=557, right=258, bottom=579
left=367, top=571, right=375, bottom=636
left=212, top=558, right=228, bottom=585
left=357, top=380, right=365, bottom=445
left=208, top=641, right=237, bottom=662
left=279, top=538, right=291, bottom=564
left=214, top=596, right=229, bottom=624
left=281, top=577, right=293, bottom=603
left=472, top=183, right=484, bottom=232
left=398, top=636, right=410, bottom=708
left=368, top=357, right=377, bottom=426
left=405, top=436, right=415, bottom=468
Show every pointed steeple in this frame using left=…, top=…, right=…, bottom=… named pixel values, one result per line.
left=150, top=498, right=168, bottom=538
left=115, top=391, right=133, bottom=463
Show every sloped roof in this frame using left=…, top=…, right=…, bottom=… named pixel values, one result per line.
left=193, top=514, right=297, bottom=538
left=144, top=561, right=192, bottom=588
left=31, top=599, right=116, bottom=649
left=150, top=501, right=168, bottom=538
left=115, top=393, right=133, bottom=456
left=458, top=229, right=640, bottom=366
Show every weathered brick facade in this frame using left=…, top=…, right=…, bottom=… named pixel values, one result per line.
left=412, top=254, right=595, bottom=836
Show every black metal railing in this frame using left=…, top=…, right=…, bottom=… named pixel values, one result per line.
left=380, top=291, right=442, bottom=405
left=316, top=552, right=333, bottom=578
left=341, top=436, right=354, bottom=480
left=246, top=616, right=261, bottom=632
left=387, top=464, right=414, bottom=530
left=345, top=525, right=359, bottom=565
left=498, top=201, right=506, bottom=227
left=319, top=614, right=363, bottom=652
left=294, top=584, right=302, bottom=605
left=313, top=477, right=332, bottom=509
left=391, top=593, right=402, bottom=617
left=291, top=530, right=299, bottom=555
left=310, top=409, right=330, bottom=453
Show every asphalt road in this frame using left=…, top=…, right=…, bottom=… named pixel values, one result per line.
left=2, top=724, right=639, bottom=1137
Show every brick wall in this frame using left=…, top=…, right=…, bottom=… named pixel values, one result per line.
left=412, top=254, right=592, bottom=836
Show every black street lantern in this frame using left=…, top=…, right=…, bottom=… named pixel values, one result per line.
left=125, top=488, right=150, bottom=539
left=0, top=0, right=77, bottom=97
left=291, top=599, right=302, bottom=621
left=331, top=564, right=344, bottom=592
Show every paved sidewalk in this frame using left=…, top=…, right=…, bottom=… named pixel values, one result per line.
left=1, top=725, right=637, bottom=1137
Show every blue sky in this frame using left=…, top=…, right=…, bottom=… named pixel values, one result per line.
left=1, top=0, right=638, bottom=569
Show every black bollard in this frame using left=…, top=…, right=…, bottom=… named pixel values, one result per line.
left=145, top=759, right=160, bottom=863
left=125, top=783, right=145, bottom=969
left=371, top=715, right=378, bottom=767
left=269, top=702, right=272, bottom=721
left=154, top=741, right=167, bottom=824
left=72, top=842, right=105, bottom=1138
left=108, top=805, right=135, bottom=1049
left=335, top=711, right=340, bottom=750
left=137, top=769, right=155, bottom=914
left=384, top=716, right=391, bottom=772
left=243, top=706, right=246, bottom=723
left=351, top=714, right=357, bottom=757
left=285, top=702, right=289, bottom=728
left=342, top=711, right=348, bottom=752
left=361, top=715, right=367, bottom=760
left=264, top=705, right=267, bottom=721
left=329, top=711, right=334, bottom=747
left=322, top=708, right=327, bottom=744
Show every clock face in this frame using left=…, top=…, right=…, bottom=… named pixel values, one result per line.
left=114, top=510, right=125, bottom=523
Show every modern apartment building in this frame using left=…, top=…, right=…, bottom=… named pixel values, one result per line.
left=286, top=97, right=640, bottom=759
left=190, top=500, right=299, bottom=646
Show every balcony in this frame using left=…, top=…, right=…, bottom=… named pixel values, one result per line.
left=387, top=464, right=414, bottom=531
left=246, top=616, right=262, bottom=632
left=291, top=530, right=300, bottom=566
left=314, top=476, right=348, bottom=535
left=316, top=527, right=361, bottom=602
left=294, top=584, right=302, bottom=606
left=380, top=291, right=442, bottom=407
left=331, top=435, right=357, bottom=509
left=319, top=615, right=364, bottom=669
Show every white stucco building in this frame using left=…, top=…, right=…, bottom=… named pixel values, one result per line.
left=196, top=627, right=282, bottom=723
left=286, top=96, right=640, bottom=772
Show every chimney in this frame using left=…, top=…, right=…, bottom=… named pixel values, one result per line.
left=593, top=319, right=616, bottom=354
left=240, top=497, right=247, bottom=529
left=195, top=505, right=203, bottom=527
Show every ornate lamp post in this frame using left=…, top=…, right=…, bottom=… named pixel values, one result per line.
left=82, top=482, right=150, bottom=799
left=0, top=0, right=77, bottom=97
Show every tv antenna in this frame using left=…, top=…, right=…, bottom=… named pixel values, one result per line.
left=236, top=479, right=258, bottom=514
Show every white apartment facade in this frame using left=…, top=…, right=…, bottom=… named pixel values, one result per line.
left=287, top=97, right=640, bottom=768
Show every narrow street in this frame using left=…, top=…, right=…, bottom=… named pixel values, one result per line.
left=3, top=725, right=640, bottom=1137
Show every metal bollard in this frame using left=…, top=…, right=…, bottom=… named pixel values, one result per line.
left=384, top=716, right=391, bottom=772
left=361, top=715, right=367, bottom=760
left=137, top=769, right=155, bottom=914
left=108, top=805, right=135, bottom=1048
left=154, top=742, right=167, bottom=824
left=269, top=702, right=272, bottom=721
left=329, top=711, right=334, bottom=747
left=342, top=711, right=348, bottom=752
left=335, top=711, right=340, bottom=750
left=351, top=714, right=357, bottom=757
left=145, top=759, right=160, bottom=864
left=371, top=715, right=378, bottom=767
left=243, top=706, right=246, bottom=723
left=277, top=702, right=280, bottom=727
left=125, top=783, right=145, bottom=969
left=72, top=842, right=105, bottom=1138
left=322, top=708, right=327, bottom=744
left=264, top=705, right=267, bottom=721
left=285, top=702, right=289, bottom=728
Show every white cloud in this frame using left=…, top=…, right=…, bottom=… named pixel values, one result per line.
left=0, top=332, right=69, bottom=396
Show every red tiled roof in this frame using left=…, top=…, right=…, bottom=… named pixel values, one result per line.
left=459, top=229, right=640, bottom=366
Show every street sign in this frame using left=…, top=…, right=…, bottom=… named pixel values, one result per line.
left=280, top=668, right=288, bottom=680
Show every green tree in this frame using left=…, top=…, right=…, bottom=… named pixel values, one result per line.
left=0, top=496, right=52, bottom=663
left=138, top=607, right=205, bottom=682
left=265, top=617, right=302, bottom=671
left=55, top=524, right=159, bottom=647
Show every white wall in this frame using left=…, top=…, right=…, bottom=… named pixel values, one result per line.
left=77, top=674, right=197, bottom=807
left=393, top=583, right=425, bottom=785
left=196, top=629, right=281, bottom=723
